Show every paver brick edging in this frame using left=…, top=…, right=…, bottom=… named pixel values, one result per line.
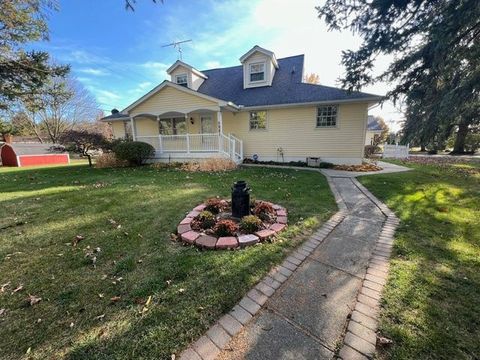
left=337, top=178, right=400, bottom=360
left=177, top=209, right=346, bottom=360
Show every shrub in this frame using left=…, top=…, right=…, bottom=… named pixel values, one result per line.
left=213, top=219, right=239, bottom=237
left=319, top=162, right=335, bottom=168
left=195, top=211, right=216, bottom=230
left=364, top=145, right=381, bottom=158
left=253, top=201, right=275, bottom=221
left=95, top=153, right=128, bottom=168
left=240, top=215, right=262, bottom=233
left=113, top=141, right=155, bottom=166
left=181, top=158, right=237, bottom=172
left=205, top=198, right=225, bottom=214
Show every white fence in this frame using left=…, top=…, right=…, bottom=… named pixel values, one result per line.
left=383, top=143, right=409, bottom=159
left=135, top=133, right=243, bottom=163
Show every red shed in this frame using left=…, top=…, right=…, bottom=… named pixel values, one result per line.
left=0, top=142, right=70, bottom=167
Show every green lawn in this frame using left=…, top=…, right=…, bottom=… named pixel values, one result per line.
left=0, top=164, right=336, bottom=360
left=359, top=159, right=480, bottom=360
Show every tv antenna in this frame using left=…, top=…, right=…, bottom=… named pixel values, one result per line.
left=162, top=39, right=192, bottom=60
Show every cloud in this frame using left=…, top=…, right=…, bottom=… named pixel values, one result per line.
left=77, top=68, right=109, bottom=76
left=204, top=61, right=221, bottom=69
left=141, top=61, right=169, bottom=70
left=139, top=81, right=152, bottom=89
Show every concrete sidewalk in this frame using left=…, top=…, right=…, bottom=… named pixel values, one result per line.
left=216, top=177, right=388, bottom=360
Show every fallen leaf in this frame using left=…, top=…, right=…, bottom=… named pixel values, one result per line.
left=98, top=293, right=104, bottom=298
left=0, top=308, right=6, bottom=316
left=37, top=318, right=42, bottom=323
left=95, top=314, right=105, bottom=320
left=69, top=322, right=74, bottom=328
left=26, top=347, right=31, bottom=354
left=166, top=280, right=172, bottom=286
left=377, top=336, right=393, bottom=346
left=110, top=296, right=121, bottom=303
left=72, top=235, right=84, bottom=246
left=178, top=288, right=185, bottom=294
left=12, top=284, right=24, bottom=294
left=27, top=295, right=42, bottom=306
left=1, top=282, right=10, bottom=292
left=145, top=295, right=152, bottom=307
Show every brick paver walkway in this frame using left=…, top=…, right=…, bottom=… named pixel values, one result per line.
left=179, top=172, right=403, bottom=360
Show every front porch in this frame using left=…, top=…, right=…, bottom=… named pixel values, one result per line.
left=137, top=132, right=243, bottom=163
left=130, top=109, right=243, bottom=164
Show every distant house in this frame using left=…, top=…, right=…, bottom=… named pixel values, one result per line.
left=102, top=45, right=383, bottom=165
left=365, top=116, right=384, bottom=145
left=0, top=139, right=69, bottom=167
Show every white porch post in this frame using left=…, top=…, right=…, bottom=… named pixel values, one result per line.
left=157, top=115, right=162, bottom=153
left=217, top=111, right=223, bottom=154
left=130, top=116, right=136, bottom=140
left=217, top=111, right=223, bottom=134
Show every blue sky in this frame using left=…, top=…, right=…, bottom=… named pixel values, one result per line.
left=36, top=0, right=402, bottom=129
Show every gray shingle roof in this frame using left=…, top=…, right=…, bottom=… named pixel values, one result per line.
left=197, top=55, right=381, bottom=107
left=102, top=112, right=129, bottom=121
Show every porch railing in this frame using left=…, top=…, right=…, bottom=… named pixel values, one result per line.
left=135, top=133, right=243, bottom=163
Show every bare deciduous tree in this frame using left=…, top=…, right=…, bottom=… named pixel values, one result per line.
left=19, top=75, right=99, bottom=143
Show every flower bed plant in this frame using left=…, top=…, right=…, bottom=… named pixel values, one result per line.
left=177, top=199, right=288, bottom=249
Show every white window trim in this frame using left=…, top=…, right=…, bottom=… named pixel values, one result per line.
left=249, top=62, right=266, bottom=83
left=175, top=73, right=188, bottom=86
left=249, top=110, right=268, bottom=131
left=315, top=105, right=339, bottom=129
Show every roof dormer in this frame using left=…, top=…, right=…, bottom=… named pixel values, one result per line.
left=240, top=45, right=279, bottom=89
left=166, top=60, right=208, bottom=90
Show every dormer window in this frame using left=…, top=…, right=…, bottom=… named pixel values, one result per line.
left=249, top=62, right=265, bottom=82
left=175, top=74, right=188, bottom=87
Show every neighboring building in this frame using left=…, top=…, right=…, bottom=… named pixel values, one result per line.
left=365, top=116, right=384, bottom=145
left=0, top=139, right=69, bottom=167
left=102, top=45, right=383, bottom=164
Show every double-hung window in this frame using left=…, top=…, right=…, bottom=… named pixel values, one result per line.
left=175, top=74, right=188, bottom=87
left=316, top=105, right=338, bottom=128
left=249, top=111, right=267, bottom=130
left=249, top=62, right=265, bottom=82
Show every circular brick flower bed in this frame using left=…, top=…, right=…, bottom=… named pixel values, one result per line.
left=177, top=199, right=288, bottom=250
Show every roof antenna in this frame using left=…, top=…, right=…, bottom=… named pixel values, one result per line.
left=162, top=39, right=192, bottom=60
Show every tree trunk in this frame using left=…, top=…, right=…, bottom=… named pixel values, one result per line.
left=453, top=121, right=469, bottom=153
left=420, top=144, right=426, bottom=152
left=86, top=154, right=92, bottom=167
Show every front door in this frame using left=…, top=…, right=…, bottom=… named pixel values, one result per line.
left=200, top=116, right=215, bottom=150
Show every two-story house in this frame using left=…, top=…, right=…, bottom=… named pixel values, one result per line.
left=101, top=45, right=383, bottom=164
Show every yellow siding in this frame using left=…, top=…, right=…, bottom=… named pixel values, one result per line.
left=130, top=86, right=219, bottom=116
left=222, top=103, right=368, bottom=162
left=135, top=117, right=158, bottom=136
left=111, top=122, right=125, bottom=138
